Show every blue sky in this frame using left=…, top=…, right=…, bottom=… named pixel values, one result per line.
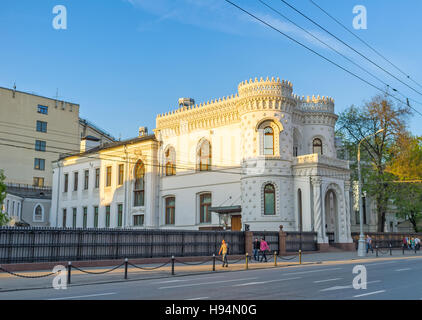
left=1, top=0, right=422, bottom=139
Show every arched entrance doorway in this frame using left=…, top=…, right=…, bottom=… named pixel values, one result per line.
left=324, top=189, right=338, bottom=244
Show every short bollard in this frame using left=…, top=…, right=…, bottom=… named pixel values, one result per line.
left=376, top=245, right=379, bottom=257
left=124, top=258, right=128, bottom=280
left=171, top=256, right=175, bottom=276
left=212, top=254, right=216, bottom=272
left=245, top=253, right=249, bottom=270
left=299, top=250, right=302, bottom=265
left=389, top=243, right=392, bottom=256
left=274, top=251, right=277, bottom=267
left=67, top=261, right=72, bottom=285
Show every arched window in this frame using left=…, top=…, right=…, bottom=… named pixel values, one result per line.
left=313, top=138, right=323, bottom=155
left=134, top=161, right=145, bottom=207
left=165, top=147, right=176, bottom=176
left=263, top=127, right=274, bottom=155
left=264, top=184, right=276, bottom=215
left=33, top=204, right=44, bottom=222
left=198, top=140, right=211, bottom=171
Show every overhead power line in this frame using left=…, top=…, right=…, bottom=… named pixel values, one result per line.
left=308, top=0, right=422, bottom=91
left=223, top=0, right=422, bottom=117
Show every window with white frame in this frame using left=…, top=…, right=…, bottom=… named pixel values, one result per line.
left=33, top=204, right=44, bottom=222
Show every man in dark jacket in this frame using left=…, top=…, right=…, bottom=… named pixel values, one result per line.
left=253, top=238, right=261, bottom=261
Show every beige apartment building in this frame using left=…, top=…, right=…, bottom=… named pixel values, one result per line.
left=0, top=86, right=115, bottom=226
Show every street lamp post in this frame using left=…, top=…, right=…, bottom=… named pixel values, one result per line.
left=357, top=129, right=384, bottom=257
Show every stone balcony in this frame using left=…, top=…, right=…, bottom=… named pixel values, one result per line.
left=293, top=154, right=349, bottom=170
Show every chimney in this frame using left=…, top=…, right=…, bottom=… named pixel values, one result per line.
left=178, top=98, right=195, bottom=108
left=139, top=127, right=148, bottom=137
left=80, top=135, right=101, bottom=153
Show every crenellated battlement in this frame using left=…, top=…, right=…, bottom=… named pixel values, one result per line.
left=237, top=76, right=293, bottom=99
left=295, top=94, right=335, bottom=113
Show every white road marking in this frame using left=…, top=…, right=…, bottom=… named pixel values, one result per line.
left=232, top=277, right=301, bottom=287
left=313, top=278, right=343, bottom=283
left=395, top=268, right=411, bottom=272
left=48, top=292, right=116, bottom=300
left=364, top=261, right=398, bottom=266
left=353, top=290, right=386, bottom=298
left=158, top=277, right=258, bottom=289
left=320, top=280, right=381, bottom=292
left=285, top=267, right=343, bottom=275
left=186, top=297, right=209, bottom=300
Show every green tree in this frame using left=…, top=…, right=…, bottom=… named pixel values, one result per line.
left=391, top=183, right=422, bottom=232
left=0, top=170, right=9, bottom=226
left=336, top=94, right=410, bottom=232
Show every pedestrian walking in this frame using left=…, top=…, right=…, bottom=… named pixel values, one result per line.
left=415, top=237, right=421, bottom=250
left=366, top=235, right=373, bottom=254
left=219, top=239, right=229, bottom=267
left=403, top=236, right=408, bottom=250
left=260, top=237, right=269, bottom=262
left=253, top=238, right=261, bottom=261
left=410, top=237, right=415, bottom=250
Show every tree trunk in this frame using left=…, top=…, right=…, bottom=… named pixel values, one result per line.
left=377, top=211, right=386, bottom=232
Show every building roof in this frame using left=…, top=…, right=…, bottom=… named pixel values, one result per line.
left=58, top=134, right=158, bottom=161
left=6, top=184, right=52, bottom=200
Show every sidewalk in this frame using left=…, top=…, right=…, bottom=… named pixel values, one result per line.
left=0, top=249, right=420, bottom=292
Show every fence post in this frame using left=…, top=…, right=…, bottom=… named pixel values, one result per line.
left=299, top=250, right=302, bottom=265
left=403, top=244, right=405, bottom=255
left=212, top=254, right=216, bottom=272
left=124, top=258, right=128, bottom=280
left=278, top=225, right=286, bottom=255
left=245, top=253, right=249, bottom=270
left=171, top=256, right=175, bottom=276
left=274, top=251, right=277, bottom=267
left=67, top=261, right=72, bottom=285
left=389, top=243, right=392, bottom=256
left=376, top=245, right=379, bottom=257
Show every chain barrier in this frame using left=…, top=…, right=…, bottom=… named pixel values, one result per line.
left=278, top=253, right=299, bottom=261
left=174, top=258, right=213, bottom=266
left=0, top=265, right=59, bottom=279
left=377, top=248, right=390, bottom=255
left=227, top=257, right=245, bottom=264
left=71, top=263, right=125, bottom=275
left=127, top=260, right=171, bottom=271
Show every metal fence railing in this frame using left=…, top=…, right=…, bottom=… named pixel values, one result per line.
left=351, top=232, right=422, bottom=249
left=0, top=227, right=245, bottom=264
left=252, top=231, right=279, bottom=253
left=285, top=232, right=318, bottom=252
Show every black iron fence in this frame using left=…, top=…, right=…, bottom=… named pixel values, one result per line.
left=0, top=227, right=245, bottom=264
left=351, top=232, right=422, bottom=249
left=285, top=232, right=318, bottom=252
left=252, top=231, right=279, bottom=253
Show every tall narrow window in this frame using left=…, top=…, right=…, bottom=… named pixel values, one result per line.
left=73, top=172, right=78, bottom=191
left=95, top=168, right=100, bottom=188
left=134, top=161, right=145, bottom=207
left=165, top=147, right=176, bottom=176
left=72, top=208, right=77, bottom=227
left=34, top=205, right=43, bottom=222
left=63, top=209, right=67, bottom=228
left=165, top=197, right=175, bottom=225
left=313, top=138, right=323, bottom=155
left=118, top=164, right=124, bottom=185
left=117, top=204, right=123, bottom=227
left=264, top=184, right=276, bottom=215
left=198, top=140, right=211, bottom=171
left=105, top=206, right=111, bottom=228
left=84, top=170, right=89, bottom=190
left=133, top=215, right=144, bottom=226
left=263, top=127, right=274, bottom=155
left=106, top=166, right=112, bottom=187
left=94, top=206, right=99, bottom=228
left=64, top=174, right=69, bottom=192
left=199, top=193, right=212, bottom=223
left=83, top=207, right=88, bottom=228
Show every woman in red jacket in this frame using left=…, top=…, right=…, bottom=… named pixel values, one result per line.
left=259, top=238, right=269, bottom=262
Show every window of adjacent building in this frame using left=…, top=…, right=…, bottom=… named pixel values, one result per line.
left=165, top=147, right=176, bottom=176
left=63, top=209, right=67, bottom=228
left=84, top=170, right=89, bottom=190
left=36, top=120, right=47, bottom=133
left=106, top=166, right=112, bottom=187
left=37, top=105, right=48, bottom=115
left=264, top=184, right=276, bottom=215
left=95, top=168, right=100, bottom=188
left=134, top=161, right=145, bottom=207
left=64, top=174, right=69, bottom=192
left=105, top=206, right=111, bottom=228
left=117, top=204, right=123, bottom=228
left=199, top=193, right=212, bottom=224
left=73, top=172, right=78, bottom=191
left=118, top=164, right=124, bottom=185
left=83, top=207, right=88, bottom=228
left=198, top=140, right=211, bottom=171
left=35, top=140, right=46, bottom=152
left=33, top=177, right=44, bottom=187
left=133, top=215, right=144, bottom=226
left=34, top=204, right=44, bottom=222
left=72, top=208, right=77, bottom=227
left=165, top=197, right=175, bottom=225
left=34, top=158, right=45, bottom=171
left=263, top=127, right=274, bottom=155
left=94, top=206, right=99, bottom=228
left=313, top=138, right=323, bottom=155
left=17, top=202, right=21, bottom=219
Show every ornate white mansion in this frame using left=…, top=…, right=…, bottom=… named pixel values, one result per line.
left=50, top=77, right=353, bottom=247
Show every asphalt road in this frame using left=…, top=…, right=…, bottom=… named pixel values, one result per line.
left=0, top=256, right=421, bottom=300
